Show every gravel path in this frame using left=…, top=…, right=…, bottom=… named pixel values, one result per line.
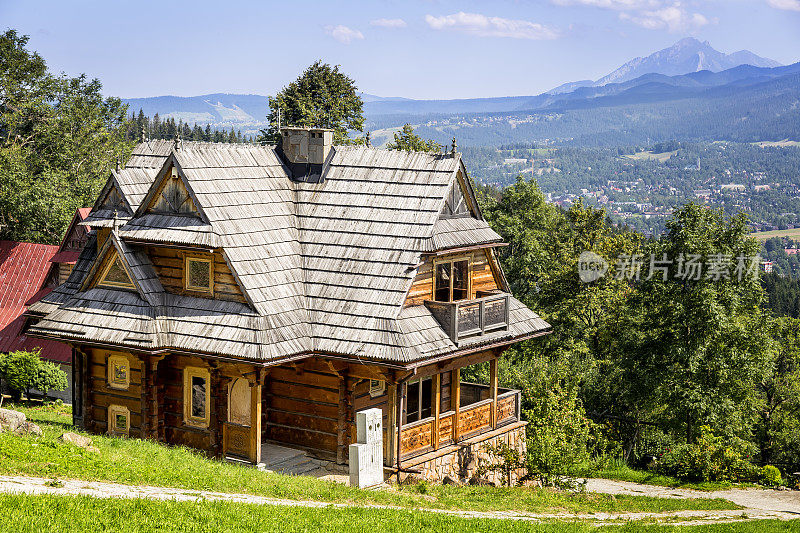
left=585, top=479, right=800, bottom=516
left=0, top=475, right=798, bottom=526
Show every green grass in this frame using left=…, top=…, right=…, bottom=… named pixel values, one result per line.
left=581, top=459, right=756, bottom=491
left=0, top=494, right=797, bottom=533
left=0, top=404, right=740, bottom=515
left=751, top=227, right=800, bottom=242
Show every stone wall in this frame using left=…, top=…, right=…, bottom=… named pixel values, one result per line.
left=408, top=424, right=527, bottom=485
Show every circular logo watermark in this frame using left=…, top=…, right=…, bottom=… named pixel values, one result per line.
left=578, top=251, right=608, bottom=283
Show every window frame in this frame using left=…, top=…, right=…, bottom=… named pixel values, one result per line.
left=369, top=379, right=386, bottom=398
left=97, top=254, right=135, bottom=290
left=183, top=254, right=214, bottom=294
left=433, top=255, right=472, bottom=303
left=107, top=404, right=130, bottom=437
left=183, top=366, right=211, bottom=429
left=106, top=353, right=130, bottom=390
left=405, top=376, right=434, bottom=424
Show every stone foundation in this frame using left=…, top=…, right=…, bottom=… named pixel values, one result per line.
left=402, top=423, right=527, bottom=485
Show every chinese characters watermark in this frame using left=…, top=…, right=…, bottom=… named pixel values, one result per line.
left=578, top=252, right=761, bottom=283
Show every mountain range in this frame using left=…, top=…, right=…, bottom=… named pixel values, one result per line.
left=547, top=37, right=781, bottom=94
left=121, top=38, right=797, bottom=146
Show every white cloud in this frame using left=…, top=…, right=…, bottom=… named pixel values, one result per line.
left=424, top=12, right=560, bottom=40
left=766, top=0, right=800, bottom=11
left=324, top=25, right=364, bottom=44
left=619, top=3, right=709, bottom=32
left=370, top=18, right=407, bottom=28
left=552, top=0, right=661, bottom=9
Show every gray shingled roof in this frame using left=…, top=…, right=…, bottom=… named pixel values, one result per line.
left=27, top=141, right=550, bottom=364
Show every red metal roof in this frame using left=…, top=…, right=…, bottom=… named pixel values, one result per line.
left=0, top=241, right=72, bottom=363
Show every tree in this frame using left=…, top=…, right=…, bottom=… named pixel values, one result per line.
left=32, top=359, right=69, bottom=398
left=0, top=349, right=68, bottom=401
left=258, top=61, right=364, bottom=145
left=386, top=124, right=441, bottom=153
left=0, top=30, right=131, bottom=244
left=619, top=205, right=773, bottom=444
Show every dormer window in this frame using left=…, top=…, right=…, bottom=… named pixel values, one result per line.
left=98, top=256, right=134, bottom=290
left=184, top=255, right=213, bottom=293
left=434, top=257, right=470, bottom=302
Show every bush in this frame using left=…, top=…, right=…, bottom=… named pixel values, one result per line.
left=653, top=426, right=760, bottom=483
left=0, top=349, right=67, bottom=401
left=525, top=384, right=594, bottom=487
left=762, top=465, right=782, bottom=487
left=477, top=441, right=527, bottom=487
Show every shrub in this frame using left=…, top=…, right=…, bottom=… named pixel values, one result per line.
left=654, top=426, right=760, bottom=483
left=525, top=384, right=594, bottom=488
left=0, top=349, right=67, bottom=401
left=477, top=441, right=527, bottom=487
left=762, top=465, right=782, bottom=487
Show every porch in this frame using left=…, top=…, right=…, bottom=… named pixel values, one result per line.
left=398, top=379, right=522, bottom=461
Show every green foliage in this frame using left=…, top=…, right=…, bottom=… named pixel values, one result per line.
left=477, top=441, right=527, bottom=487
left=524, top=378, right=594, bottom=487
left=258, top=61, right=364, bottom=145
left=653, top=426, right=760, bottom=483
left=386, top=124, right=442, bottom=153
left=0, top=349, right=67, bottom=400
left=0, top=30, right=132, bottom=244
left=32, top=360, right=68, bottom=397
left=761, top=465, right=782, bottom=487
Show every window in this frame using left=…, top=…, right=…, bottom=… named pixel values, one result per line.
left=184, top=256, right=213, bottom=293
left=107, top=404, right=130, bottom=437
left=369, top=379, right=386, bottom=398
left=183, top=367, right=211, bottom=428
left=406, top=377, right=433, bottom=424
left=107, top=354, right=130, bottom=390
left=434, top=257, right=470, bottom=302
left=98, top=256, right=134, bottom=289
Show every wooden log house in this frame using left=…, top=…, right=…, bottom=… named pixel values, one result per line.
left=25, top=129, right=551, bottom=482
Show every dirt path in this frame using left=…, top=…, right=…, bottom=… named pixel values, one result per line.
left=585, top=479, right=800, bottom=516
left=0, top=475, right=797, bottom=526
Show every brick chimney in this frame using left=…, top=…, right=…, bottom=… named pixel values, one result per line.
left=280, top=127, right=333, bottom=182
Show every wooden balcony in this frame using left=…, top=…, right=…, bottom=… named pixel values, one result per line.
left=424, top=291, right=510, bottom=345
left=399, top=382, right=521, bottom=459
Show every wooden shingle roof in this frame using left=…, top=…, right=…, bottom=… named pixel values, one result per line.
left=27, top=141, right=550, bottom=364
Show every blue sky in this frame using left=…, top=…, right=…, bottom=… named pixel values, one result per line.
left=1, top=0, right=798, bottom=99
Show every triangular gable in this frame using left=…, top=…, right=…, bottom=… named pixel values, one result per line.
left=81, top=234, right=139, bottom=295
left=135, top=154, right=208, bottom=222
left=95, top=172, right=134, bottom=217
left=57, top=208, right=92, bottom=254
left=97, top=253, right=135, bottom=289
left=439, top=160, right=482, bottom=220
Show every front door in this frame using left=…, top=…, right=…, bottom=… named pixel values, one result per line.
left=223, top=378, right=261, bottom=463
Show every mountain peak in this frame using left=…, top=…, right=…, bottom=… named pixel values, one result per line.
left=594, top=39, right=781, bottom=86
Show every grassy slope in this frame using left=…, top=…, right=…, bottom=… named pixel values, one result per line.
left=577, top=460, right=758, bottom=491
left=0, top=404, right=739, bottom=514
left=1, top=494, right=798, bottom=533
left=752, top=228, right=800, bottom=242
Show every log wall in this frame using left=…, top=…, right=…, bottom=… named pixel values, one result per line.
left=146, top=246, right=247, bottom=303
left=263, top=365, right=340, bottom=455
left=86, top=348, right=144, bottom=438
left=405, top=249, right=500, bottom=307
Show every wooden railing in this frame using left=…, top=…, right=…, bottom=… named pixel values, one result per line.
left=399, top=386, right=522, bottom=458
left=425, top=292, right=510, bottom=345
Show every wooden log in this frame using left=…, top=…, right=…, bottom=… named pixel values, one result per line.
left=386, top=380, right=397, bottom=465
left=432, top=373, right=441, bottom=450
left=336, top=371, right=348, bottom=464
left=452, top=368, right=461, bottom=442
left=490, top=358, right=498, bottom=429
left=249, top=381, right=262, bottom=464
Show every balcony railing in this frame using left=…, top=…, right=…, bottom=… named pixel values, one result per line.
left=399, top=385, right=522, bottom=458
left=424, top=292, right=510, bottom=345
